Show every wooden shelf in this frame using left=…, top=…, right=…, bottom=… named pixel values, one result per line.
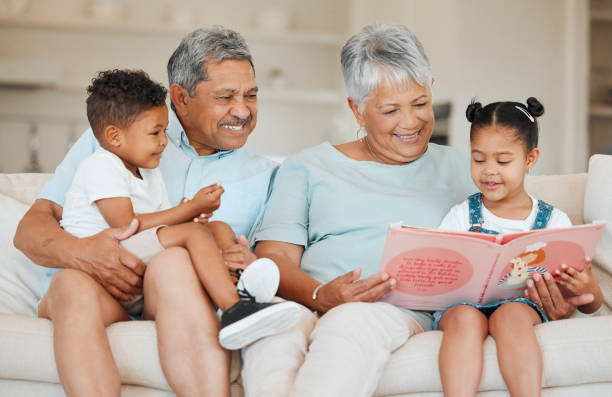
left=590, top=104, right=612, bottom=118
left=0, top=17, right=344, bottom=46
left=591, top=10, right=612, bottom=22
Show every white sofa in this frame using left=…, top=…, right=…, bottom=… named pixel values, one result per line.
left=1, top=155, right=612, bottom=396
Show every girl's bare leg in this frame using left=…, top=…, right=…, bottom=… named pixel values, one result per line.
left=489, top=302, right=542, bottom=397
left=438, top=305, right=489, bottom=397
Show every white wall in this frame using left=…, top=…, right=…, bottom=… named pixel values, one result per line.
left=0, top=0, right=589, bottom=174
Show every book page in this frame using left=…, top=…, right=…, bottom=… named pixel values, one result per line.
left=481, top=223, right=605, bottom=304
left=379, top=226, right=501, bottom=311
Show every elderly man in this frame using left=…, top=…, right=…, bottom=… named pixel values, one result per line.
left=14, top=26, right=283, bottom=397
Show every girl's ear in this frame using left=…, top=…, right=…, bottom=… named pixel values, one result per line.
left=526, top=147, right=540, bottom=172
left=104, top=125, right=122, bottom=147
left=347, top=97, right=366, bottom=127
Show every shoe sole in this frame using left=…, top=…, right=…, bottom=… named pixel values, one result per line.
left=219, top=301, right=302, bottom=350
left=237, top=258, right=280, bottom=303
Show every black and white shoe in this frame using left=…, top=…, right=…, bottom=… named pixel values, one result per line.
left=236, top=257, right=279, bottom=303
left=218, top=289, right=301, bottom=350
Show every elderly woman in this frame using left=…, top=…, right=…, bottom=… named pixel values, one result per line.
left=240, top=23, right=475, bottom=396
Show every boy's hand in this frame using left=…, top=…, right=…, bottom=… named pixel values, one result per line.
left=191, top=183, right=224, bottom=213
left=555, top=257, right=600, bottom=297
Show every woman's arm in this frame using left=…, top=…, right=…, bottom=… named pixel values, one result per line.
left=14, top=199, right=145, bottom=300
left=256, top=240, right=395, bottom=313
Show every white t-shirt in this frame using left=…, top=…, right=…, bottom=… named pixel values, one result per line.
left=60, top=147, right=172, bottom=238
left=439, top=195, right=572, bottom=234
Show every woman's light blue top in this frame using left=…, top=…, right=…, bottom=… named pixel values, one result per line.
left=255, top=142, right=476, bottom=327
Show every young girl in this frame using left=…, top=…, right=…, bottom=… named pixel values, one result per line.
left=436, top=97, right=603, bottom=397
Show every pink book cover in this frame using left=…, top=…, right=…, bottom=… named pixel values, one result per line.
left=378, top=222, right=606, bottom=311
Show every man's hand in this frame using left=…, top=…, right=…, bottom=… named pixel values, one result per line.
left=223, top=235, right=256, bottom=282
left=314, top=268, right=396, bottom=313
left=524, top=271, right=594, bottom=320
left=73, top=218, right=145, bottom=301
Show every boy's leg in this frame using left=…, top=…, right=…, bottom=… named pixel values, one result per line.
left=38, top=269, right=130, bottom=397
left=207, top=220, right=238, bottom=251
left=157, top=223, right=239, bottom=310
left=143, top=247, right=231, bottom=397
left=489, top=302, right=542, bottom=397
left=438, top=305, right=489, bottom=397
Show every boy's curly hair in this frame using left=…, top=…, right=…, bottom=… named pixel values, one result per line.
left=86, top=69, right=167, bottom=140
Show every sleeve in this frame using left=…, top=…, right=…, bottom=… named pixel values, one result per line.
left=246, top=164, right=279, bottom=245
left=547, top=208, right=573, bottom=228
left=79, top=154, right=131, bottom=204
left=37, top=128, right=99, bottom=206
left=254, top=157, right=310, bottom=247
left=438, top=202, right=469, bottom=231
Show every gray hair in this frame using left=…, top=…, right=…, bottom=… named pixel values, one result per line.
left=167, top=26, right=254, bottom=112
left=341, top=23, right=432, bottom=111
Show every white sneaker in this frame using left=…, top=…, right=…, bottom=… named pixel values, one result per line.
left=236, top=258, right=280, bottom=303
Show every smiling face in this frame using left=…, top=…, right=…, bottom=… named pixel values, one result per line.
left=349, top=77, right=434, bottom=164
left=470, top=125, right=539, bottom=207
left=174, top=59, right=258, bottom=156
left=106, top=104, right=169, bottom=176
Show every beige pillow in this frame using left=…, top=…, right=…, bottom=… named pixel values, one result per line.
left=584, top=154, right=612, bottom=314
left=0, top=193, right=47, bottom=316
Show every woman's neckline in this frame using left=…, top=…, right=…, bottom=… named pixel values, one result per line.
left=323, top=140, right=431, bottom=167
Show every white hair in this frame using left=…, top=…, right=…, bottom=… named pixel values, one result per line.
left=167, top=26, right=254, bottom=112
left=341, top=23, right=432, bottom=111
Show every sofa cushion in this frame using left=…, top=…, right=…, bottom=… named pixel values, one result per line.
left=0, top=173, right=52, bottom=205
left=374, top=315, right=612, bottom=395
left=0, top=313, right=243, bottom=391
left=584, top=154, right=612, bottom=314
left=525, top=173, right=587, bottom=225
left=0, top=194, right=47, bottom=315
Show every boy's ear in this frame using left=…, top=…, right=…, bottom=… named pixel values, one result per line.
left=347, top=97, right=366, bottom=128
left=169, top=83, right=191, bottom=116
left=104, top=125, right=122, bottom=147
left=526, top=147, right=540, bottom=171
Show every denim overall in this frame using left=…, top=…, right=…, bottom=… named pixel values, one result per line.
left=432, top=193, right=554, bottom=330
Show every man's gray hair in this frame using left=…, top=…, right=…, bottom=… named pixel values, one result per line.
left=167, top=26, right=254, bottom=111
left=341, top=23, right=432, bottom=111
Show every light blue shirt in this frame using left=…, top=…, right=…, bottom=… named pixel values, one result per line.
left=255, top=142, right=476, bottom=328
left=39, top=110, right=278, bottom=243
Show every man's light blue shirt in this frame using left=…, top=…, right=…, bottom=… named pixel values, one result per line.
left=39, top=109, right=278, bottom=244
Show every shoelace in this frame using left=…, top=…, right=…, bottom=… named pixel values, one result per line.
left=237, top=287, right=256, bottom=303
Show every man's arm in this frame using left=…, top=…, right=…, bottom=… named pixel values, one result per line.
left=14, top=198, right=145, bottom=301
left=525, top=272, right=594, bottom=320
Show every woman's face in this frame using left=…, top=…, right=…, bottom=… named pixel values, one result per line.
left=350, top=77, right=434, bottom=164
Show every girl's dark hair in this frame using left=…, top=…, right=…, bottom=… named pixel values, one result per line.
left=86, top=69, right=167, bottom=140
left=465, top=97, right=544, bottom=151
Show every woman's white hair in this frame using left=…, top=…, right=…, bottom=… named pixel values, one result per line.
left=341, top=23, right=432, bottom=111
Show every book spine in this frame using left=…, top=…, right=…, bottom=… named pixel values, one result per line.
left=478, top=251, right=502, bottom=304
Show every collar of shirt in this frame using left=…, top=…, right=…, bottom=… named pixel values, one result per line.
left=166, top=110, right=235, bottom=160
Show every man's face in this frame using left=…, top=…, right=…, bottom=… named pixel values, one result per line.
left=181, top=59, right=258, bottom=155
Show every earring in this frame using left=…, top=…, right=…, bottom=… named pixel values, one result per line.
left=355, top=126, right=366, bottom=141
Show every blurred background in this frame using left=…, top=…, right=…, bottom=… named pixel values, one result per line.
left=0, top=0, right=610, bottom=175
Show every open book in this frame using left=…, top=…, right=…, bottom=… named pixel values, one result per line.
left=377, top=222, right=606, bottom=311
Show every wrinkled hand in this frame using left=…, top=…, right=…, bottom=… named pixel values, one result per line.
left=524, top=271, right=593, bottom=321
left=223, top=235, right=257, bottom=282
left=555, top=258, right=599, bottom=297
left=74, top=218, right=145, bottom=301
left=191, top=183, right=224, bottom=214
left=315, top=268, right=396, bottom=313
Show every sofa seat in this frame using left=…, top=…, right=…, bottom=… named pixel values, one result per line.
left=374, top=316, right=612, bottom=396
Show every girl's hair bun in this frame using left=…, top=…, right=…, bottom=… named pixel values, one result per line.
left=526, top=97, right=544, bottom=118
left=465, top=100, right=482, bottom=122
